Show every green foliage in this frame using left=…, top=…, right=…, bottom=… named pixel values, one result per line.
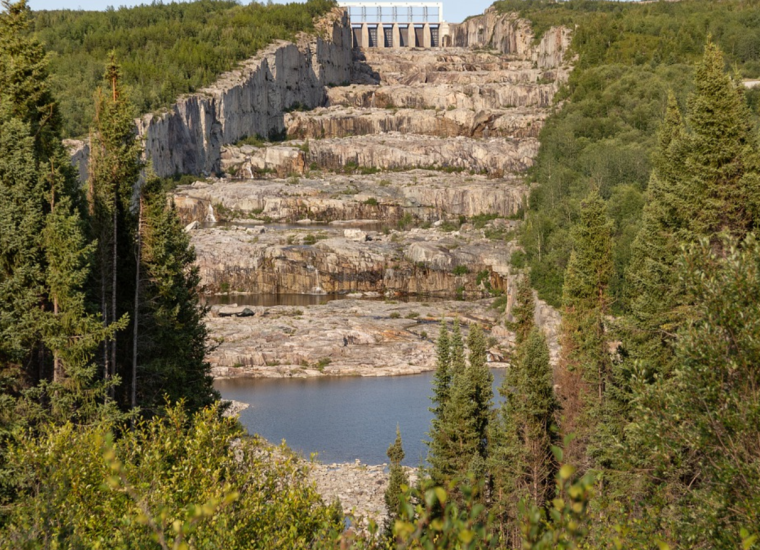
left=32, top=0, right=336, bottom=137
left=489, top=327, right=558, bottom=543
left=621, top=235, right=760, bottom=547
left=136, top=179, right=218, bottom=415
left=393, top=477, right=495, bottom=550
left=1, top=403, right=343, bottom=548
left=384, top=426, right=410, bottom=536
left=427, top=322, right=493, bottom=489
left=556, top=192, right=613, bottom=471
left=624, top=42, right=760, bottom=378
left=507, top=275, right=535, bottom=348
left=512, top=0, right=760, bottom=306
left=452, top=265, right=469, bottom=276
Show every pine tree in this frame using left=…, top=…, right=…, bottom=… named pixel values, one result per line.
left=430, top=320, right=451, bottom=420
left=626, top=235, right=760, bottom=546
left=489, top=327, right=558, bottom=546
left=384, top=425, right=409, bottom=536
left=625, top=41, right=760, bottom=377
left=610, top=40, right=760, bottom=532
left=556, top=191, right=613, bottom=472
left=449, top=318, right=465, bottom=374
left=509, top=274, right=535, bottom=348
left=87, top=54, right=141, bottom=403
left=0, top=1, right=124, bottom=504
left=428, top=322, right=493, bottom=486
left=135, top=178, right=218, bottom=415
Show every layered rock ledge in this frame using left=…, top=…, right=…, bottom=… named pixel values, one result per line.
left=207, top=298, right=514, bottom=379
left=172, top=170, right=527, bottom=224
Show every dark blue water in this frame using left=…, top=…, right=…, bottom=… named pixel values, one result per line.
left=215, top=369, right=506, bottom=466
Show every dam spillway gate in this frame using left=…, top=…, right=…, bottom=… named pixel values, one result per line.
left=339, top=2, right=450, bottom=49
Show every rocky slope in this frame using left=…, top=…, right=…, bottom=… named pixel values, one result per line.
left=68, top=8, right=353, bottom=179
left=165, top=8, right=570, bottom=379
left=173, top=170, right=526, bottom=224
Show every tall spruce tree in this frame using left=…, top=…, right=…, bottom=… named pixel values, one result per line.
left=135, top=178, right=218, bottom=415
left=384, top=426, right=410, bottom=537
left=556, top=191, right=613, bottom=472
left=508, top=274, right=535, bottom=348
left=427, top=322, right=493, bottom=486
left=87, top=54, right=141, bottom=404
left=606, top=40, right=760, bottom=536
left=625, top=41, right=760, bottom=376
left=626, top=235, right=760, bottom=547
left=489, top=327, right=558, bottom=546
left=0, top=0, right=123, bottom=505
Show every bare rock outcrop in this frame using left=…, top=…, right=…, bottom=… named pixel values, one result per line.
left=326, top=82, right=559, bottom=111
left=448, top=8, right=572, bottom=70
left=207, top=298, right=511, bottom=378
left=171, top=170, right=527, bottom=225
left=306, top=133, right=539, bottom=176
left=67, top=9, right=353, bottom=180
left=286, top=106, right=547, bottom=139
left=192, top=223, right=517, bottom=296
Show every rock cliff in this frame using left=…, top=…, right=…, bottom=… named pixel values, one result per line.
left=448, top=7, right=572, bottom=70
left=69, top=9, right=353, bottom=179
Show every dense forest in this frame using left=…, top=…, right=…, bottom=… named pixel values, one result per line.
left=32, top=0, right=335, bottom=137
left=496, top=0, right=760, bottom=306
left=1, top=0, right=759, bottom=548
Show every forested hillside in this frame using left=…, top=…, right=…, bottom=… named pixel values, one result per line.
left=1, top=0, right=759, bottom=547
left=499, top=0, right=760, bottom=306
left=32, top=0, right=335, bottom=137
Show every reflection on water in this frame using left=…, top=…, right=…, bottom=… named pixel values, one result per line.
left=204, top=293, right=340, bottom=307
left=215, top=370, right=506, bottom=466
left=203, top=293, right=456, bottom=307
left=203, top=221, right=393, bottom=232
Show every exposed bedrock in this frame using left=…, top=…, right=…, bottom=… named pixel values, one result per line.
left=285, top=106, right=547, bottom=139
left=448, top=8, right=573, bottom=70
left=68, top=9, right=353, bottom=179
left=326, top=82, right=559, bottom=110
left=207, top=298, right=512, bottom=378
left=172, top=170, right=527, bottom=225
left=215, top=134, right=538, bottom=177
left=191, top=223, right=517, bottom=296
left=354, top=48, right=567, bottom=86
left=306, top=134, right=539, bottom=176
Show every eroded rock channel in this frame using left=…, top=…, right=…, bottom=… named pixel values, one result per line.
left=165, top=8, right=570, bottom=525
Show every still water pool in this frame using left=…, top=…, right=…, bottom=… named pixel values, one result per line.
left=215, top=369, right=506, bottom=466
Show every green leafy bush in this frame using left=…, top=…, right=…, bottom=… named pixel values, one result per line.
left=2, top=403, right=342, bottom=548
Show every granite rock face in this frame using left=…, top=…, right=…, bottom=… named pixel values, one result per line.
left=191, top=223, right=517, bottom=296
left=67, top=9, right=353, bottom=180
left=171, top=170, right=527, bottom=225
left=448, top=7, right=573, bottom=70
left=139, top=11, right=352, bottom=177
left=207, top=298, right=512, bottom=378
left=286, top=106, right=547, bottom=139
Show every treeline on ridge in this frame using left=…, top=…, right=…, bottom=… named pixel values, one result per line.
left=32, top=0, right=335, bottom=138
left=494, top=0, right=760, bottom=307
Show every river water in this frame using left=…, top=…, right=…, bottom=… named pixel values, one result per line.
left=215, top=369, right=506, bottom=466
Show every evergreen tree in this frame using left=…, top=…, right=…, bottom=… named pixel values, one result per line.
left=0, top=0, right=123, bottom=506
left=449, top=318, right=465, bottom=374
left=428, top=323, right=493, bottom=486
left=429, top=320, right=451, bottom=420
left=623, top=235, right=760, bottom=547
left=556, top=191, right=613, bottom=472
left=135, top=179, right=218, bottom=415
left=508, top=274, right=535, bottom=348
left=87, top=54, right=141, bottom=403
left=384, top=425, right=409, bottom=537
left=625, top=41, right=760, bottom=377
left=489, top=327, right=558, bottom=546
